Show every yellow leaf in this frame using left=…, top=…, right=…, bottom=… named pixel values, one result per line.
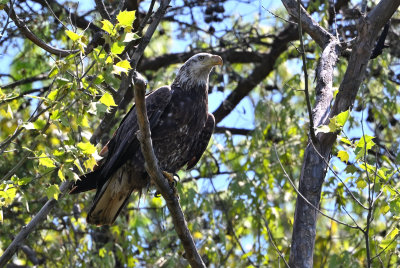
left=77, top=142, right=97, bottom=154
left=337, top=150, right=349, bottom=163
left=117, top=10, right=136, bottom=27
left=101, top=20, right=115, bottom=35
left=99, top=92, right=117, bottom=107
left=39, top=153, right=56, bottom=168
left=193, top=231, right=203, bottom=240
left=58, top=169, right=65, bottom=181
left=65, top=30, right=81, bottom=41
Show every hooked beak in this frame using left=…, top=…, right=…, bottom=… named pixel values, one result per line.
left=210, top=55, right=223, bottom=66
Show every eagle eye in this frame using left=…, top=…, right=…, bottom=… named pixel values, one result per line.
left=198, top=56, right=205, bottom=61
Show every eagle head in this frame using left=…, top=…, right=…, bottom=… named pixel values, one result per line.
left=173, top=53, right=223, bottom=89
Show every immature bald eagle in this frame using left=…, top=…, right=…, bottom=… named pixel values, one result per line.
left=70, top=53, right=222, bottom=225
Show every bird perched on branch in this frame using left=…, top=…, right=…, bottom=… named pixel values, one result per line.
left=70, top=53, right=223, bottom=225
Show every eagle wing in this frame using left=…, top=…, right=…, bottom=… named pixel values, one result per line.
left=186, top=113, right=215, bottom=170
left=70, top=85, right=172, bottom=194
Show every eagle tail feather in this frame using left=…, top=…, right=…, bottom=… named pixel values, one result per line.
left=86, top=171, right=134, bottom=225
left=69, top=170, right=101, bottom=194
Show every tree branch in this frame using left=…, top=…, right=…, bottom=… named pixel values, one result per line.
left=94, top=0, right=111, bottom=21
left=3, top=5, right=79, bottom=57
left=133, top=71, right=205, bottom=268
left=213, top=25, right=298, bottom=124
left=281, top=0, right=333, bottom=47
left=285, top=0, right=400, bottom=266
left=2, top=73, right=49, bottom=89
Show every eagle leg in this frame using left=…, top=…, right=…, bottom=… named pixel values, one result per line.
left=153, top=171, right=179, bottom=197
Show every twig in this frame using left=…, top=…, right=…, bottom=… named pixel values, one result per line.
left=3, top=5, right=78, bottom=57
left=137, top=0, right=156, bottom=35
left=370, top=233, right=400, bottom=261
left=1, top=73, right=49, bottom=89
left=133, top=72, right=205, bottom=268
left=0, top=0, right=14, bottom=42
left=208, top=178, right=256, bottom=267
left=257, top=206, right=290, bottom=267
left=273, top=144, right=360, bottom=230
left=94, top=0, right=111, bottom=21
left=297, top=0, right=317, bottom=144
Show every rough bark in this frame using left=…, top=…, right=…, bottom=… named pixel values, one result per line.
left=283, top=0, right=400, bottom=267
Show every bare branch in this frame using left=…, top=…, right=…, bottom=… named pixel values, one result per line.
left=214, top=126, right=253, bottom=135
left=94, top=0, right=111, bottom=21
left=281, top=0, right=333, bottom=47
left=297, top=0, right=317, bottom=144
left=3, top=5, right=78, bottom=57
left=2, top=73, right=49, bottom=89
left=213, top=25, right=297, bottom=124
left=133, top=71, right=205, bottom=268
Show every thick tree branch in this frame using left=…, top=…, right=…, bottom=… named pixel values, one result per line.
left=133, top=72, right=205, bottom=268
left=94, top=0, right=111, bottom=21
left=281, top=0, right=333, bottom=48
left=213, top=25, right=297, bottom=124
left=286, top=0, right=400, bottom=267
left=3, top=5, right=79, bottom=57
left=138, top=50, right=264, bottom=72
left=2, top=73, right=49, bottom=89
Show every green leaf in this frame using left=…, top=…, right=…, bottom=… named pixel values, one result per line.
left=337, top=150, right=349, bottom=163
left=356, top=179, right=367, bottom=189
left=101, top=20, right=115, bottom=35
left=99, top=247, right=107, bottom=258
left=117, top=10, right=136, bottom=27
left=46, top=184, right=60, bottom=200
left=77, top=142, right=97, bottom=154
left=379, top=228, right=398, bottom=250
left=339, top=136, right=352, bottom=145
left=389, top=198, right=400, bottom=214
left=48, top=66, right=59, bottom=78
left=356, top=135, right=375, bottom=150
left=50, top=109, right=61, bottom=120
left=39, top=153, right=56, bottom=168
left=65, top=30, right=81, bottom=42
left=112, top=60, right=131, bottom=75
left=33, top=119, right=46, bottom=130
left=111, top=42, right=125, bottom=55
left=336, top=110, right=349, bottom=127
left=99, top=92, right=117, bottom=107
left=6, top=104, right=13, bottom=119
left=47, top=89, right=59, bottom=101
left=58, top=169, right=65, bottom=181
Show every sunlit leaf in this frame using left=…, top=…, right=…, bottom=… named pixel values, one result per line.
left=337, top=150, right=349, bottom=163
left=39, top=152, right=56, bottom=168
left=99, top=92, right=117, bottom=107
left=65, top=30, right=81, bottom=41
left=101, top=20, right=115, bottom=35
left=77, top=142, right=97, bottom=154
left=117, top=10, right=136, bottom=27
left=46, top=184, right=60, bottom=200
